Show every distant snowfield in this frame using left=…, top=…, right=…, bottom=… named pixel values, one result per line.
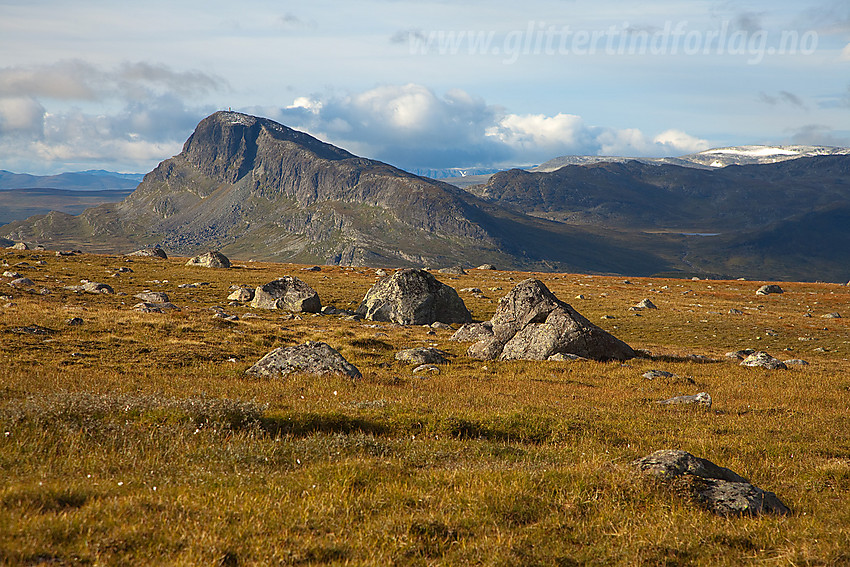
left=703, top=147, right=799, bottom=157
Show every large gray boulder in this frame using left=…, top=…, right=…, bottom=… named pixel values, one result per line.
left=468, top=279, right=635, bottom=362
left=250, top=276, right=321, bottom=312
left=245, top=341, right=361, bottom=380
left=356, top=268, right=471, bottom=325
left=186, top=251, right=230, bottom=268
left=634, top=450, right=790, bottom=516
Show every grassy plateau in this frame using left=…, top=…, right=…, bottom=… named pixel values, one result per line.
left=1, top=249, right=848, bottom=566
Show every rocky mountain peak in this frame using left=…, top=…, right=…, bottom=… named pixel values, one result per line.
left=181, top=111, right=356, bottom=183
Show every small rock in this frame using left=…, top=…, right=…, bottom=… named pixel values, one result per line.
left=437, top=266, right=467, bottom=275
left=65, top=317, right=84, bottom=326
left=430, top=322, right=453, bottom=330
left=301, top=266, right=322, bottom=272
left=227, top=287, right=255, bottom=302
left=9, top=277, right=34, bottom=287
left=476, top=264, right=497, bottom=270
left=83, top=282, right=114, bottom=294
left=3, top=271, right=21, bottom=278
left=127, top=247, right=168, bottom=259
left=783, top=359, right=809, bottom=366
left=8, top=242, right=28, bottom=250
left=245, top=341, right=361, bottom=380
left=115, top=267, right=134, bottom=273
left=132, top=302, right=179, bottom=313
left=656, top=392, right=712, bottom=408
left=11, top=325, right=53, bottom=335
left=756, top=284, right=784, bottom=296
left=740, top=351, right=787, bottom=370
left=728, top=309, right=744, bottom=315
left=642, top=370, right=675, bottom=380
left=575, top=294, right=586, bottom=300
left=634, top=450, right=789, bottom=516
left=135, top=291, right=169, bottom=303
left=375, top=269, right=388, bottom=277
left=459, top=287, right=482, bottom=294
left=396, top=347, right=450, bottom=365
left=635, top=298, right=658, bottom=310
left=412, top=364, right=441, bottom=374
left=321, top=305, right=340, bottom=315
left=822, top=312, right=842, bottom=319
left=725, top=349, right=756, bottom=360
left=547, top=352, right=587, bottom=361
left=185, top=251, right=230, bottom=268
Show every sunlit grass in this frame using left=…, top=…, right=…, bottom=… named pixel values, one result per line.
left=1, top=249, right=849, bottom=565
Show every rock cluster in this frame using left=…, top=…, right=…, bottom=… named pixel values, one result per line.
left=356, top=268, right=471, bottom=325
left=634, top=449, right=789, bottom=516
left=463, top=279, right=635, bottom=362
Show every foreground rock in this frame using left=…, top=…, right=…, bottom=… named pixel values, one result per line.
left=245, top=341, right=361, bottom=380
left=356, top=268, right=471, bottom=325
left=467, top=279, right=635, bottom=362
left=250, top=276, right=321, bottom=312
left=186, top=251, right=231, bottom=268
left=395, top=347, right=450, bottom=365
left=634, top=449, right=790, bottom=516
left=8, top=242, right=28, bottom=250
left=740, top=351, right=787, bottom=370
left=450, top=321, right=494, bottom=342
left=128, top=247, right=168, bottom=259
left=135, top=291, right=169, bottom=303
left=227, top=287, right=255, bottom=302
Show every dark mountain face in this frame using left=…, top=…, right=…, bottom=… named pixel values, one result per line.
left=474, top=157, right=850, bottom=232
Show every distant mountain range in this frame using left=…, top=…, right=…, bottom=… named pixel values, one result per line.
left=0, top=169, right=143, bottom=191
left=2, top=112, right=849, bottom=282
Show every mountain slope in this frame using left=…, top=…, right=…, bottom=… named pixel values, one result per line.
left=0, top=111, right=671, bottom=275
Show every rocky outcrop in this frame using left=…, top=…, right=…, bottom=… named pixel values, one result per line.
left=634, top=449, right=790, bottom=516
left=186, top=251, right=231, bottom=268
left=250, top=276, right=321, bottom=312
left=467, top=279, right=635, bottom=362
left=245, top=341, right=361, bottom=380
left=356, top=269, right=471, bottom=325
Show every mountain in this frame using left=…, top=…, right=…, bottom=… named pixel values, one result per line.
left=0, top=170, right=143, bottom=191
left=0, top=188, right=135, bottom=225
left=471, top=156, right=850, bottom=232
left=0, top=111, right=670, bottom=275
left=532, top=145, right=850, bottom=173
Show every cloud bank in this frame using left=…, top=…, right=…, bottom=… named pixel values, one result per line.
left=0, top=63, right=711, bottom=174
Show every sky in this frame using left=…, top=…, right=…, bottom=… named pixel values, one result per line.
left=0, top=0, right=848, bottom=175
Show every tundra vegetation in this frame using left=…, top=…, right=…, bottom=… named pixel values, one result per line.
left=1, top=249, right=848, bottom=565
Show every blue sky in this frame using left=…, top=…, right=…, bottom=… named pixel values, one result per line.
left=0, top=0, right=848, bottom=174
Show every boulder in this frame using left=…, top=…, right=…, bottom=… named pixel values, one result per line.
left=128, top=247, right=168, bottom=259
left=395, top=347, right=450, bottom=365
left=186, top=251, right=230, bottom=268
left=725, top=348, right=756, bottom=360
left=476, top=264, right=497, bottom=270
left=822, top=312, right=841, bottom=319
left=656, top=392, right=712, bottom=408
left=227, top=287, right=255, bottom=302
left=250, top=276, right=321, bottom=312
left=9, top=277, right=34, bottom=288
left=450, top=321, right=494, bottom=342
left=3, top=271, right=21, bottom=278
left=8, top=242, right=28, bottom=250
left=634, top=298, right=658, bottom=310
left=634, top=449, right=790, bottom=516
left=135, top=291, right=169, bottom=303
left=756, top=284, right=784, bottom=296
left=468, top=279, right=635, bottom=362
left=245, top=341, right=361, bottom=380
left=82, top=282, right=114, bottom=294
left=356, top=268, right=471, bottom=325
left=740, top=351, right=787, bottom=370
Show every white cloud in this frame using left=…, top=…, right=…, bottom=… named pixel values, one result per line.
left=652, top=129, right=710, bottom=154
left=0, top=97, right=45, bottom=134
left=841, top=43, right=850, bottom=61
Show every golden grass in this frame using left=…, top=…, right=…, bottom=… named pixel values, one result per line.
left=1, top=249, right=849, bottom=565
